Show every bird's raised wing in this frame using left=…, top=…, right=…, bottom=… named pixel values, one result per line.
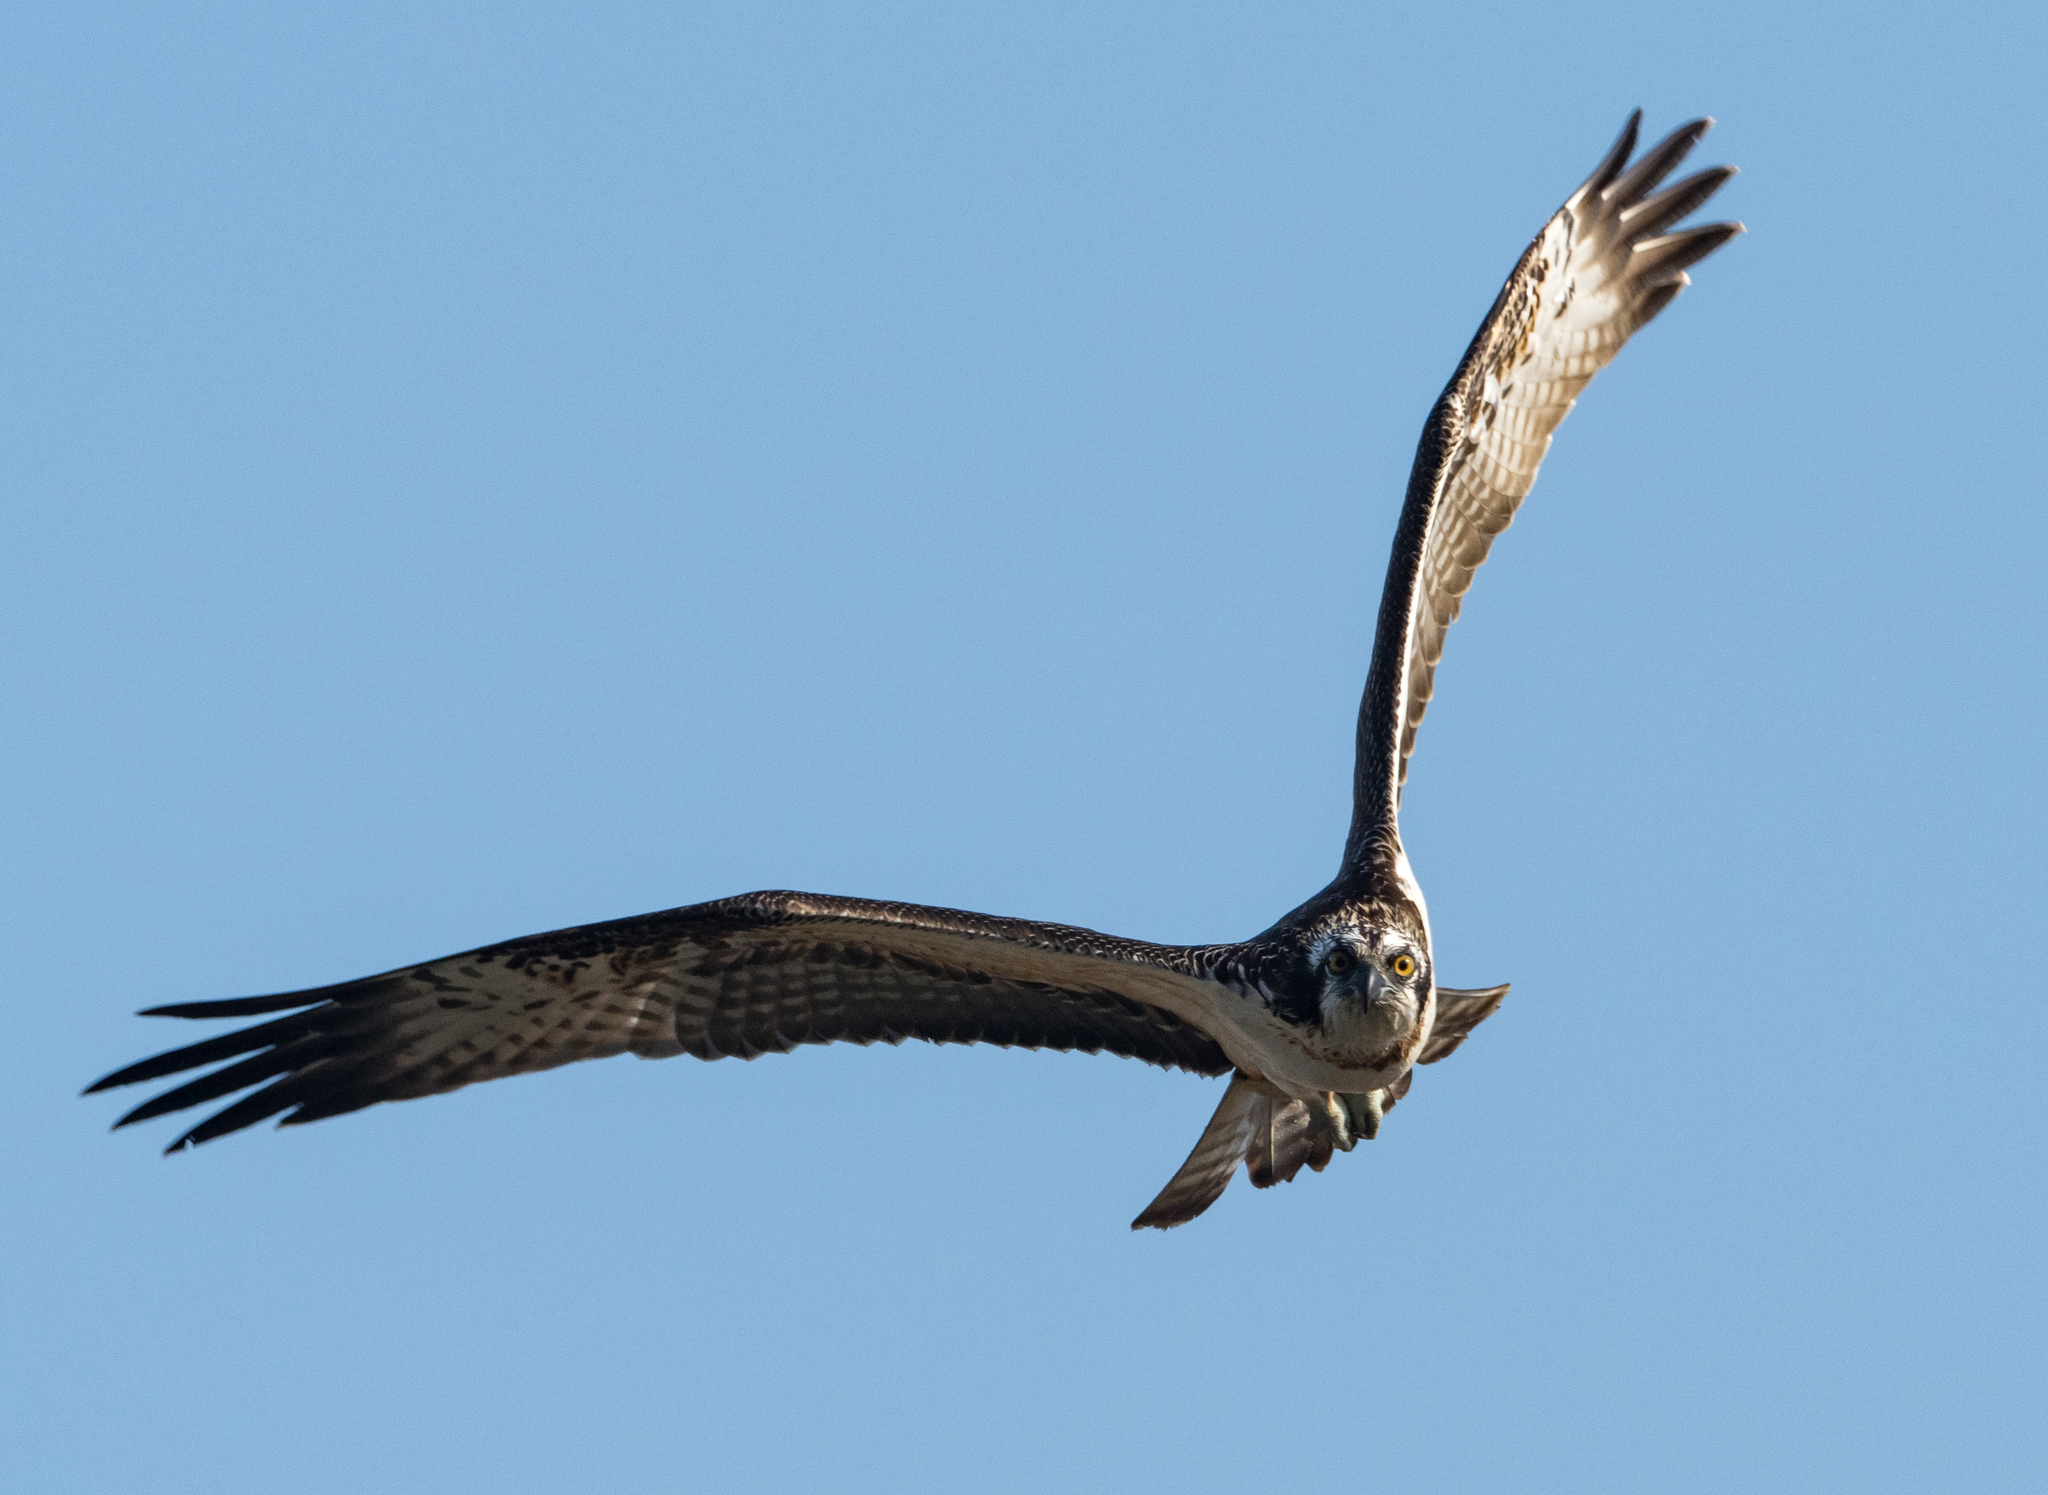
left=87, top=891, right=1234, bottom=1151
left=1346, top=113, right=1741, bottom=867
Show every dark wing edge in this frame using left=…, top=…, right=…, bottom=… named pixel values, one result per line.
left=1344, top=111, right=1742, bottom=875
left=85, top=890, right=1235, bottom=1153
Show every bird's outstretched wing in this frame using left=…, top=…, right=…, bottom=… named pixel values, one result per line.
left=86, top=891, right=1234, bottom=1151
left=1346, top=113, right=1741, bottom=865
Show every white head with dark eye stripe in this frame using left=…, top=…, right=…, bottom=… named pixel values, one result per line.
left=1310, top=925, right=1430, bottom=1056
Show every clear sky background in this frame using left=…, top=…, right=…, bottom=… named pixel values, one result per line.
left=6, top=4, right=2044, bottom=1491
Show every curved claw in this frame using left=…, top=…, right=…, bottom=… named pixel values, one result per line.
left=1306, top=1091, right=1359, bottom=1152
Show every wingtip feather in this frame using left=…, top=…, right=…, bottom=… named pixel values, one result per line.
left=1633, top=278, right=1687, bottom=326
left=1631, top=220, right=1744, bottom=279
left=1603, top=117, right=1714, bottom=207
left=1577, top=109, right=1642, bottom=202
left=139, top=991, right=327, bottom=1020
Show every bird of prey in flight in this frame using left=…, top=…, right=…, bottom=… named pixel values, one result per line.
left=89, top=112, right=1740, bottom=1228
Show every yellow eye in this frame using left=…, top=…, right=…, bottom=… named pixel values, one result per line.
left=1325, top=947, right=1355, bottom=977
left=1391, top=953, right=1418, bottom=980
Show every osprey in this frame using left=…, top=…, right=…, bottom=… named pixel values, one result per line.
left=89, top=112, right=1740, bottom=1228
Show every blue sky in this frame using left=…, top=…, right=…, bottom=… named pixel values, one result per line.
left=6, top=4, right=2045, bottom=1491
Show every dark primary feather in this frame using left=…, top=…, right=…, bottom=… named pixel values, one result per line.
left=87, top=892, right=1234, bottom=1151
left=1343, top=112, right=1742, bottom=879
left=1606, top=115, right=1711, bottom=204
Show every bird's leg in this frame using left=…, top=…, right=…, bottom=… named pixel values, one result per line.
left=1339, top=1088, right=1388, bottom=1142
left=1304, top=1091, right=1357, bottom=1153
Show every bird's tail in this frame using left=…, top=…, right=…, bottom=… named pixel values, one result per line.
left=1131, top=1073, right=1345, bottom=1230
left=1131, top=982, right=1511, bottom=1229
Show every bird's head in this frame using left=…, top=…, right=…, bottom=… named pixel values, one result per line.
left=1304, top=919, right=1432, bottom=1060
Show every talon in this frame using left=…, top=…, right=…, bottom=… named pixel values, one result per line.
left=1307, top=1091, right=1357, bottom=1152
left=1341, top=1089, right=1388, bottom=1143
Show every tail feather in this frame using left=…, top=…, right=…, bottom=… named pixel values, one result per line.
left=1130, top=1073, right=1262, bottom=1230
left=1245, top=1093, right=1319, bottom=1189
left=1131, top=1075, right=1353, bottom=1230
